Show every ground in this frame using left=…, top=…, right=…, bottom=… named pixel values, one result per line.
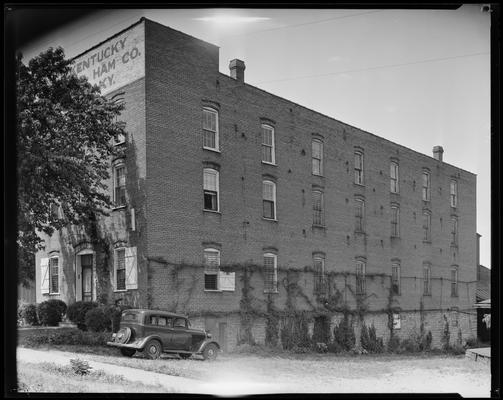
left=16, top=346, right=490, bottom=396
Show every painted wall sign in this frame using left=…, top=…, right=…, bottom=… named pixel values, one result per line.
left=219, top=272, right=235, bottom=291
left=71, top=22, right=145, bottom=95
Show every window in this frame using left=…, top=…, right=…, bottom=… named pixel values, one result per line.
left=423, top=263, right=431, bottom=296
left=451, top=216, right=458, bottom=246
left=390, top=162, right=399, bottom=193
left=174, top=318, right=187, bottom=328
left=356, top=260, right=366, bottom=295
left=49, top=257, right=59, bottom=294
left=450, top=180, right=458, bottom=208
left=204, top=248, right=220, bottom=291
left=422, top=171, right=430, bottom=201
left=354, top=151, right=364, bottom=185
left=203, top=107, right=219, bottom=150
left=451, top=266, right=458, bottom=297
left=264, top=253, right=278, bottom=292
left=113, top=164, right=126, bottom=207
left=312, top=190, right=324, bottom=226
left=391, top=206, right=400, bottom=237
left=355, top=198, right=365, bottom=233
left=312, top=139, right=323, bottom=175
left=203, top=168, right=219, bottom=211
left=423, top=211, right=431, bottom=242
left=261, top=125, right=275, bottom=164
left=391, top=263, right=401, bottom=295
left=313, top=256, right=326, bottom=295
left=263, top=180, right=276, bottom=219
left=115, top=248, right=126, bottom=291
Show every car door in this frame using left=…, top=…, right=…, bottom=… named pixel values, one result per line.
left=170, top=317, right=191, bottom=350
left=144, top=315, right=172, bottom=348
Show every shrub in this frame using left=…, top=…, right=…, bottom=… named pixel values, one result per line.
left=70, top=358, right=93, bottom=375
left=387, top=335, right=401, bottom=353
left=67, top=301, right=98, bottom=330
left=19, top=303, right=39, bottom=326
left=19, top=328, right=111, bottom=347
left=37, top=300, right=67, bottom=326
left=85, top=307, right=111, bottom=332
left=315, top=342, right=328, bottom=353
left=360, top=323, right=384, bottom=353
left=331, top=315, right=355, bottom=352
left=465, top=336, right=478, bottom=348
left=280, top=314, right=310, bottom=351
left=441, top=317, right=450, bottom=351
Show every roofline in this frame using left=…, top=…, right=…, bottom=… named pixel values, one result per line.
left=71, top=17, right=145, bottom=62
left=218, top=72, right=476, bottom=177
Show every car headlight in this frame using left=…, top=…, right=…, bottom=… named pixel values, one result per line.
left=206, top=332, right=212, bottom=338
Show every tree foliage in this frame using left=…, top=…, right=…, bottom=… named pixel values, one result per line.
left=16, top=47, right=125, bottom=285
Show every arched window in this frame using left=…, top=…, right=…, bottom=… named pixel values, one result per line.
left=203, top=168, right=219, bottom=211
left=203, top=107, right=219, bottom=151
left=261, top=124, right=275, bottom=164
left=312, top=190, right=324, bottom=226
left=263, top=180, right=276, bottom=220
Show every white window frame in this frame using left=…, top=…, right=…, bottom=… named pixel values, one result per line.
left=390, top=161, right=399, bottom=193
left=114, top=247, right=127, bottom=292
left=356, top=260, right=366, bottom=295
left=312, top=190, right=324, bottom=226
left=422, top=171, right=430, bottom=201
left=423, top=211, right=431, bottom=242
left=391, top=205, right=400, bottom=237
left=204, top=248, right=221, bottom=291
left=113, top=163, right=126, bottom=208
left=451, top=216, right=458, bottom=246
left=203, top=168, right=220, bottom=212
left=49, top=256, right=60, bottom=294
left=312, top=139, right=323, bottom=176
left=354, top=151, right=364, bottom=185
left=261, top=124, right=276, bottom=165
left=202, top=107, right=219, bottom=151
left=423, top=263, right=431, bottom=296
left=313, top=255, right=326, bottom=294
left=263, top=253, right=278, bottom=293
left=451, top=266, right=458, bottom=297
left=262, top=180, right=277, bottom=220
left=355, top=198, right=365, bottom=233
left=450, top=180, right=458, bottom=208
left=391, top=263, right=401, bottom=295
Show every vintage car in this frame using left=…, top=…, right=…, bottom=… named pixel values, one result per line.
left=107, top=309, right=220, bottom=360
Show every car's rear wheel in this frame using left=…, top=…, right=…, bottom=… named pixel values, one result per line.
left=120, top=348, right=136, bottom=357
left=144, top=339, right=162, bottom=360
left=202, top=343, right=218, bottom=361
left=178, top=353, right=191, bottom=359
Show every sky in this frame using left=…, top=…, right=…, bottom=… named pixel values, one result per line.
left=20, top=6, right=492, bottom=269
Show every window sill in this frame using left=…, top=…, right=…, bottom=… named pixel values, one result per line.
left=262, top=161, right=277, bottom=166
left=46, top=292, right=60, bottom=296
left=204, top=289, right=222, bottom=292
left=312, top=224, right=326, bottom=229
left=390, top=191, right=400, bottom=195
left=312, top=173, right=324, bottom=177
left=422, top=240, right=432, bottom=245
left=264, top=290, right=279, bottom=294
left=422, top=294, right=432, bottom=297
left=391, top=235, right=400, bottom=239
left=203, top=147, right=221, bottom=153
left=203, top=209, right=221, bottom=214
left=353, top=182, right=365, bottom=187
left=114, top=289, right=127, bottom=293
left=263, top=217, right=278, bottom=222
left=354, top=230, right=366, bottom=235
left=112, top=205, right=127, bottom=211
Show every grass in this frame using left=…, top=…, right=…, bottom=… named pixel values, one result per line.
left=16, top=361, right=170, bottom=393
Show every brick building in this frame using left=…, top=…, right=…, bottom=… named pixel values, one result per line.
left=35, top=18, right=478, bottom=351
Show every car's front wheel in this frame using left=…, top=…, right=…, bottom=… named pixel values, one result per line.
left=144, top=339, right=162, bottom=360
left=202, top=343, right=218, bottom=361
left=120, top=348, right=136, bottom=357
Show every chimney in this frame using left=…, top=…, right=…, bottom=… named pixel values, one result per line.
left=229, top=59, right=245, bottom=83
left=433, top=145, right=444, bottom=162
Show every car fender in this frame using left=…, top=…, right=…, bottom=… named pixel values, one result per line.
left=197, top=339, right=220, bottom=353
left=134, top=334, right=164, bottom=350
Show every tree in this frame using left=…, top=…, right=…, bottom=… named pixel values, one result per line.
left=16, top=47, right=125, bottom=286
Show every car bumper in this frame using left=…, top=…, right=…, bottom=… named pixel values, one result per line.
left=106, top=340, right=145, bottom=350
